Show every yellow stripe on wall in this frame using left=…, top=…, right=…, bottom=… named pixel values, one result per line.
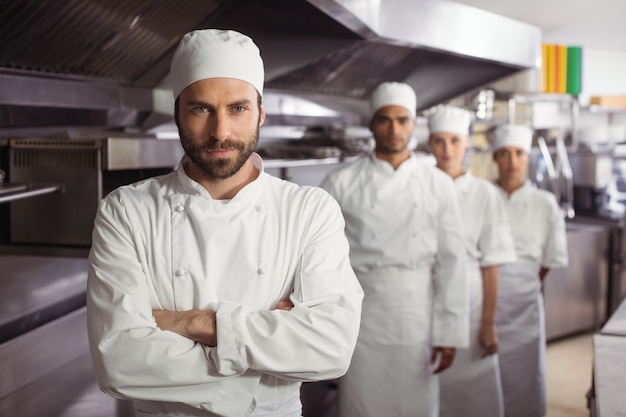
left=557, top=45, right=568, bottom=94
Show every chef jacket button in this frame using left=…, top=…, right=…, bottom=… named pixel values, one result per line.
left=257, top=266, right=267, bottom=275
left=372, top=233, right=378, bottom=240
left=412, top=232, right=418, bottom=238
left=174, top=269, right=187, bottom=278
left=255, top=205, right=264, bottom=212
left=375, top=260, right=382, bottom=267
left=175, top=205, right=185, bottom=213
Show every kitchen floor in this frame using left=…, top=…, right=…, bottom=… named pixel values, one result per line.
left=1, top=330, right=595, bottom=417
left=301, top=331, right=597, bottom=417
left=546, top=331, right=594, bottom=417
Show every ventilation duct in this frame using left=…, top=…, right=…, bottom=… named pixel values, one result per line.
left=0, top=0, right=541, bottom=132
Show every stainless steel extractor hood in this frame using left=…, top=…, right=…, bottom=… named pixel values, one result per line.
left=0, top=0, right=541, bottom=133
left=261, top=0, right=542, bottom=111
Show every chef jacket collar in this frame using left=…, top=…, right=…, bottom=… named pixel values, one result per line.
left=495, top=179, right=533, bottom=201
left=452, top=170, right=472, bottom=193
left=453, top=169, right=471, bottom=183
left=175, top=152, right=264, bottom=201
left=369, top=152, right=417, bottom=175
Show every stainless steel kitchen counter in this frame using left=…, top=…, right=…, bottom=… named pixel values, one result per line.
left=593, top=334, right=626, bottom=417
left=600, top=295, right=626, bottom=336
left=0, top=255, right=132, bottom=417
left=0, top=255, right=88, bottom=343
left=592, top=297, right=626, bottom=416
left=0, top=307, right=135, bottom=417
left=263, top=156, right=347, bottom=169
left=1, top=349, right=136, bottom=417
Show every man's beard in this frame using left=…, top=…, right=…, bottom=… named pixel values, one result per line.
left=179, top=126, right=260, bottom=180
left=375, top=138, right=408, bottom=155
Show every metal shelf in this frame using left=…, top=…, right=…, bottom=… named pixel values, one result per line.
left=0, top=183, right=61, bottom=204
left=263, top=155, right=359, bottom=169
left=508, top=92, right=577, bottom=104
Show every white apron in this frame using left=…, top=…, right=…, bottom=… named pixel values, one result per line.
left=439, top=260, right=504, bottom=417
left=338, top=265, right=437, bottom=417
left=322, top=155, right=467, bottom=417
left=496, top=262, right=546, bottom=417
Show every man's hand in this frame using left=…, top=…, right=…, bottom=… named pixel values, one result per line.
left=152, top=309, right=217, bottom=346
left=274, top=300, right=294, bottom=311
left=430, top=346, right=456, bottom=374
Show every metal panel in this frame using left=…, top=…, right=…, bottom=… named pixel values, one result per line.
left=0, top=350, right=136, bottom=417
left=593, top=334, right=626, bottom=417
left=0, top=307, right=88, bottom=399
left=601, top=296, right=626, bottom=336
left=544, top=223, right=609, bottom=341
left=103, top=137, right=184, bottom=170
left=9, top=139, right=102, bottom=246
left=312, top=0, right=541, bottom=68
left=0, top=74, right=153, bottom=110
left=0, top=255, right=88, bottom=343
left=569, top=150, right=614, bottom=188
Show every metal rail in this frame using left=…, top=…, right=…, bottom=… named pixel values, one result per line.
left=0, top=184, right=61, bottom=204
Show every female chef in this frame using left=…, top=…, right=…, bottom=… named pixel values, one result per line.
left=428, top=106, right=516, bottom=417
left=492, top=124, right=568, bottom=417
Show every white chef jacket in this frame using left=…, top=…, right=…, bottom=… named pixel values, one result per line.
left=86, top=153, right=364, bottom=417
left=496, top=181, right=568, bottom=268
left=321, top=153, right=467, bottom=417
left=439, top=171, right=516, bottom=417
left=453, top=172, right=517, bottom=268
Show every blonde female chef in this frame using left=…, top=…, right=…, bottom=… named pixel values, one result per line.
left=492, top=124, right=568, bottom=417
left=428, top=106, right=516, bottom=417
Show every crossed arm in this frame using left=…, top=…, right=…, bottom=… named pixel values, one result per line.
left=152, top=300, right=295, bottom=346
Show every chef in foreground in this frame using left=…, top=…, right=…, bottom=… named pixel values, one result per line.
left=492, top=124, right=568, bottom=417
left=321, top=82, right=468, bottom=417
left=86, top=28, right=363, bottom=417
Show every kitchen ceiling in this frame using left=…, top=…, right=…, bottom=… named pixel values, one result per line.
left=0, top=0, right=541, bottom=133
left=453, top=0, right=626, bottom=52
left=0, top=0, right=218, bottom=86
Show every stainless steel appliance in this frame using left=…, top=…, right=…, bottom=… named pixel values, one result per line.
left=544, top=222, right=609, bottom=341
left=569, top=146, right=614, bottom=215
left=608, top=144, right=626, bottom=211
left=6, top=137, right=183, bottom=248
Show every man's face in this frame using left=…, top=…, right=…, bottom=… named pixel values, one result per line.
left=369, top=105, right=415, bottom=155
left=176, top=77, right=265, bottom=180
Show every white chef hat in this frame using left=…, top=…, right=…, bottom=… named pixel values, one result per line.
left=370, top=82, right=417, bottom=119
left=170, top=29, right=265, bottom=99
left=427, top=106, right=473, bottom=137
left=492, top=124, right=533, bottom=153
